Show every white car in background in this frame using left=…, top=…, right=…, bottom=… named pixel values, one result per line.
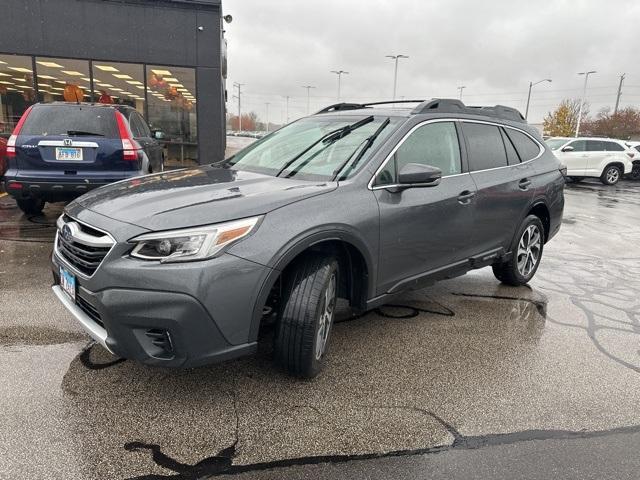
left=624, top=141, right=640, bottom=179
left=546, top=137, right=634, bottom=185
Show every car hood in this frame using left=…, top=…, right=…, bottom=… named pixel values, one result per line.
left=72, top=166, right=337, bottom=231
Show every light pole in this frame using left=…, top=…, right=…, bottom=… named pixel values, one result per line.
left=233, top=82, right=244, bottom=131
left=265, top=102, right=270, bottom=132
left=330, top=70, right=349, bottom=101
left=576, top=71, right=596, bottom=137
left=385, top=54, right=409, bottom=100
left=283, top=95, right=290, bottom=123
left=301, top=85, right=316, bottom=114
left=525, top=78, right=552, bottom=120
left=457, top=86, right=466, bottom=100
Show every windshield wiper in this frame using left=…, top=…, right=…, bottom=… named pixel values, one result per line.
left=66, top=130, right=105, bottom=137
left=275, top=115, right=374, bottom=177
left=332, top=117, right=391, bottom=181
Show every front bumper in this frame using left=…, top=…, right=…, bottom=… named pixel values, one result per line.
left=51, top=223, right=271, bottom=367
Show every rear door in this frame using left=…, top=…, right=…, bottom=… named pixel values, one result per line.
left=374, top=120, right=477, bottom=294
left=584, top=140, right=607, bottom=176
left=462, top=121, right=537, bottom=255
left=128, top=111, right=163, bottom=172
left=14, top=104, right=129, bottom=177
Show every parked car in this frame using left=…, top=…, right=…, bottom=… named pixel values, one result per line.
left=624, top=141, right=640, bottom=179
left=51, top=99, right=564, bottom=378
left=2, top=102, right=164, bottom=214
left=0, top=136, right=7, bottom=178
left=546, top=136, right=634, bottom=185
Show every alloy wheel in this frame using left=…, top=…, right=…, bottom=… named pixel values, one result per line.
left=517, top=225, right=542, bottom=278
left=606, top=168, right=619, bottom=184
left=315, top=273, right=337, bottom=360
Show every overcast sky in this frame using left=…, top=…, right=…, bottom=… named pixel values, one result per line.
left=224, top=0, right=640, bottom=125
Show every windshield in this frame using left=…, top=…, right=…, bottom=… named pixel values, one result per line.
left=223, top=115, right=402, bottom=181
left=545, top=138, right=570, bottom=151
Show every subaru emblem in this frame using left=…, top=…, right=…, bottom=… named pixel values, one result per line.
left=63, top=138, right=73, bottom=146
left=62, top=225, right=73, bottom=242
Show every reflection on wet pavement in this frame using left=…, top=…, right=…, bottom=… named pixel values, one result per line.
left=1, top=179, right=640, bottom=479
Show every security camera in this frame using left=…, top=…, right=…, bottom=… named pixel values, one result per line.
left=223, top=15, right=233, bottom=23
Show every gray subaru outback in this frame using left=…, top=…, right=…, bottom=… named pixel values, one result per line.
left=52, top=99, right=565, bottom=378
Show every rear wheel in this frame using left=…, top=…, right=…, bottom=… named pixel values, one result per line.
left=601, top=165, right=621, bottom=185
left=274, top=253, right=338, bottom=378
left=16, top=197, right=45, bottom=215
left=493, top=215, right=544, bottom=286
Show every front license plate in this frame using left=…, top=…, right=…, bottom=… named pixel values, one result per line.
left=59, top=266, right=76, bottom=301
left=56, top=147, right=83, bottom=161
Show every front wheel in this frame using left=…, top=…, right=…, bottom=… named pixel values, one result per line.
left=493, top=215, right=544, bottom=286
left=274, top=253, right=338, bottom=378
left=601, top=165, right=621, bottom=185
left=629, top=165, right=640, bottom=180
left=16, top=197, right=45, bottom=215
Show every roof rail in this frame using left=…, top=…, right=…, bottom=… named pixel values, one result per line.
left=315, top=99, right=426, bottom=115
left=413, top=99, right=526, bottom=123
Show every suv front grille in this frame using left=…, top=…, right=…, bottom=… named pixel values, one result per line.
left=56, top=215, right=114, bottom=277
left=76, top=294, right=105, bottom=329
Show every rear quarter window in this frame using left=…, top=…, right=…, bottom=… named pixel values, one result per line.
left=603, top=141, right=624, bottom=152
left=19, top=105, right=119, bottom=138
left=462, top=122, right=508, bottom=171
left=504, top=128, right=541, bottom=161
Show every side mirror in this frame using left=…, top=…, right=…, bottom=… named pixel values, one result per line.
left=397, top=163, right=442, bottom=187
left=561, top=145, right=574, bottom=152
left=153, top=130, right=165, bottom=140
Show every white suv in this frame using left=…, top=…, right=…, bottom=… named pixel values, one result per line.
left=547, top=137, right=634, bottom=185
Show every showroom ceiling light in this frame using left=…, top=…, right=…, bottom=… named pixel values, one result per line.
left=12, top=77, right=27, bottom=82
left=135, top=85, right=145, bottom=90
left=111, top=88, right=123, bottom=92
left=95, top=65, right=119, bottom=72
left=97, top=83, right=114, bottom=88
left=113, top=74, right=132, bottom=79
left=163, top=77, right=179, bottom=82
left=152, top=69, right=172, bottom=76
left=126, top=80, right=143, bottom=85
left=37, top=61, right=64, bottom=68
left=0, top=72, right=10, bottom=77
left=9, top=67, right=32, bottom=73
left=38, top=75, right=56, bottom=80
left=51, top=87, right=65, bottom=91
left=0, top=80, right=12, bottom=85
left=63, top=70, right=84, bottom=76
left=170, top=83, right=184, bottom=88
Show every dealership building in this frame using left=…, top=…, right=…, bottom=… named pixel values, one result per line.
left=0, top=0, right=228, bottom=165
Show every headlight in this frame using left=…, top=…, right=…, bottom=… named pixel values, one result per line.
left=130, top=216, right=261, bottom=263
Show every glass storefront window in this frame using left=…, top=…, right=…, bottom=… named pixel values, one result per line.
left=91, top=61, right=145, bottom=115
left=0, top=54, right=36, bottom=135
left=146, top=65, right=197, bottom=165
left=35, top=57, right=90, bottom=104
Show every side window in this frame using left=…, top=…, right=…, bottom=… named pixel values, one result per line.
left=567, top=140, right=587, bottom=152
left=128, top=114, right=143, bottom=138
left=462, top=123, right=508, bottom=171
left=137, top=114, right=152, bottom=138
left=504, top=128, right=541, bottom=161
left=375, top=122, right=461, bottom=185
left=586, top=140, right=604, bottom=152
left=603, top=141, right=624, bottom=152
left=500, top=128, right=520, bottom=165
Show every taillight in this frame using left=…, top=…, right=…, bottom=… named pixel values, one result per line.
left=6, top=105, right=33, bottom=158
left=114, top=110, right=142, bottom=161
left=626, top=152, right=635, bottom=159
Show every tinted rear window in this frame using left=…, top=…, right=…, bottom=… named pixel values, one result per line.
left=504, top=128, right=541, bottom=161
left=20, top=105, right=119, bottom=138
left=463, top=123, right=508, bottom=171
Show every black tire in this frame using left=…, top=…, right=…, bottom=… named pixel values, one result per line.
left=274, top=253, right=339, bottom=378
left=629, top=165, right=640, bottom=180
left=493, top=215, right=544, bottom=286
left=600, top=165, right=621, bottom=185
left=16, top=197, right=45, bottom=215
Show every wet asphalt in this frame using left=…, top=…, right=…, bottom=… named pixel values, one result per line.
left=1, top=168, right=639, bottom=479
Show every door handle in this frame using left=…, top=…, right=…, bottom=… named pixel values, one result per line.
left=457, top=190, right=475, bottom=204
left=519, top=178, right=532, bottom=190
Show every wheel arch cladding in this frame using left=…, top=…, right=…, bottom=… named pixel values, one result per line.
left=528, top=202, right=550, bottom=242
left=248, top=235, right=372, bottom=342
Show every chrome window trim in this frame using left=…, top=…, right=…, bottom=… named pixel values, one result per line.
left=368, top=118, right=545, bottom=190
left=38, top=140, right=100, bottom=148
left=54, top=214, right=116, bottom=280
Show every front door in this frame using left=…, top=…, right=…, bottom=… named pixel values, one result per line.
left=373, top=120, right=477, bottom=295
left=557, top=139, right=589, bottom=177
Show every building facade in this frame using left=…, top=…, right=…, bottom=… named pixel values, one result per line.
left=0, top=0, right=227, bottom=165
